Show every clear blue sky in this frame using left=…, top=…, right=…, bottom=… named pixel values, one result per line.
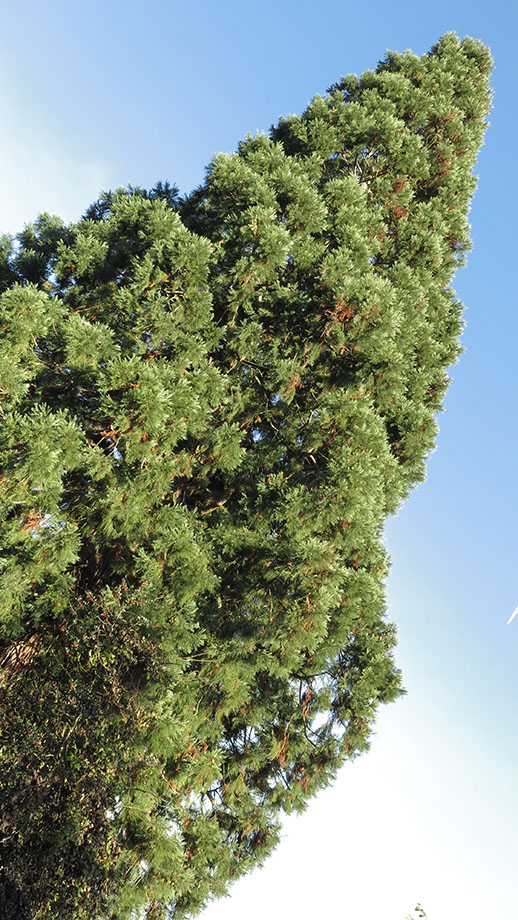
left=1, top=2, right=517, bottom=918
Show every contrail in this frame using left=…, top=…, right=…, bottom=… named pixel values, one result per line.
left=507, top=606, right=518, bottom=625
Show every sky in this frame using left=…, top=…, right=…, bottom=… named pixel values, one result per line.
left=1, top=1, right=517, bottom=918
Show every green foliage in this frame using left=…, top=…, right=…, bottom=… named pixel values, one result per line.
left=405, top=906, right=428, bottom=920
left=0, top=33, right=491, bottom=920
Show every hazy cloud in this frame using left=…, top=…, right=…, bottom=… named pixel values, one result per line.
left=1, top=99, right=113, bottom=234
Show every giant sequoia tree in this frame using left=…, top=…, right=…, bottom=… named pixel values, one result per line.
left=0, top=33, right=491, bottom=920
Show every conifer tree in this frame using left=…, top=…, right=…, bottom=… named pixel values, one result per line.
left=0, top=33, right=491, bottom=920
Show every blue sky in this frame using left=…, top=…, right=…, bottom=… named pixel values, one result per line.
left=1, top=1, right=517, bottom=918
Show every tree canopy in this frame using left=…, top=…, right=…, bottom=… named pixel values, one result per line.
left=0, top=33, right=492, bottom=920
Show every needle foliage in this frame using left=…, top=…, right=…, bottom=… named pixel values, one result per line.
left=0, top=33, right=491, bottom=920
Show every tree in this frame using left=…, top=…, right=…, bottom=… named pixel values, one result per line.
left=406, top=907, right=427, bottom=919
left=0, top=33, right=491, bottom=920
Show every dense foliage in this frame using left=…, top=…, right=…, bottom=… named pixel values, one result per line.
left=0, top=33, right=491, bottom=920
